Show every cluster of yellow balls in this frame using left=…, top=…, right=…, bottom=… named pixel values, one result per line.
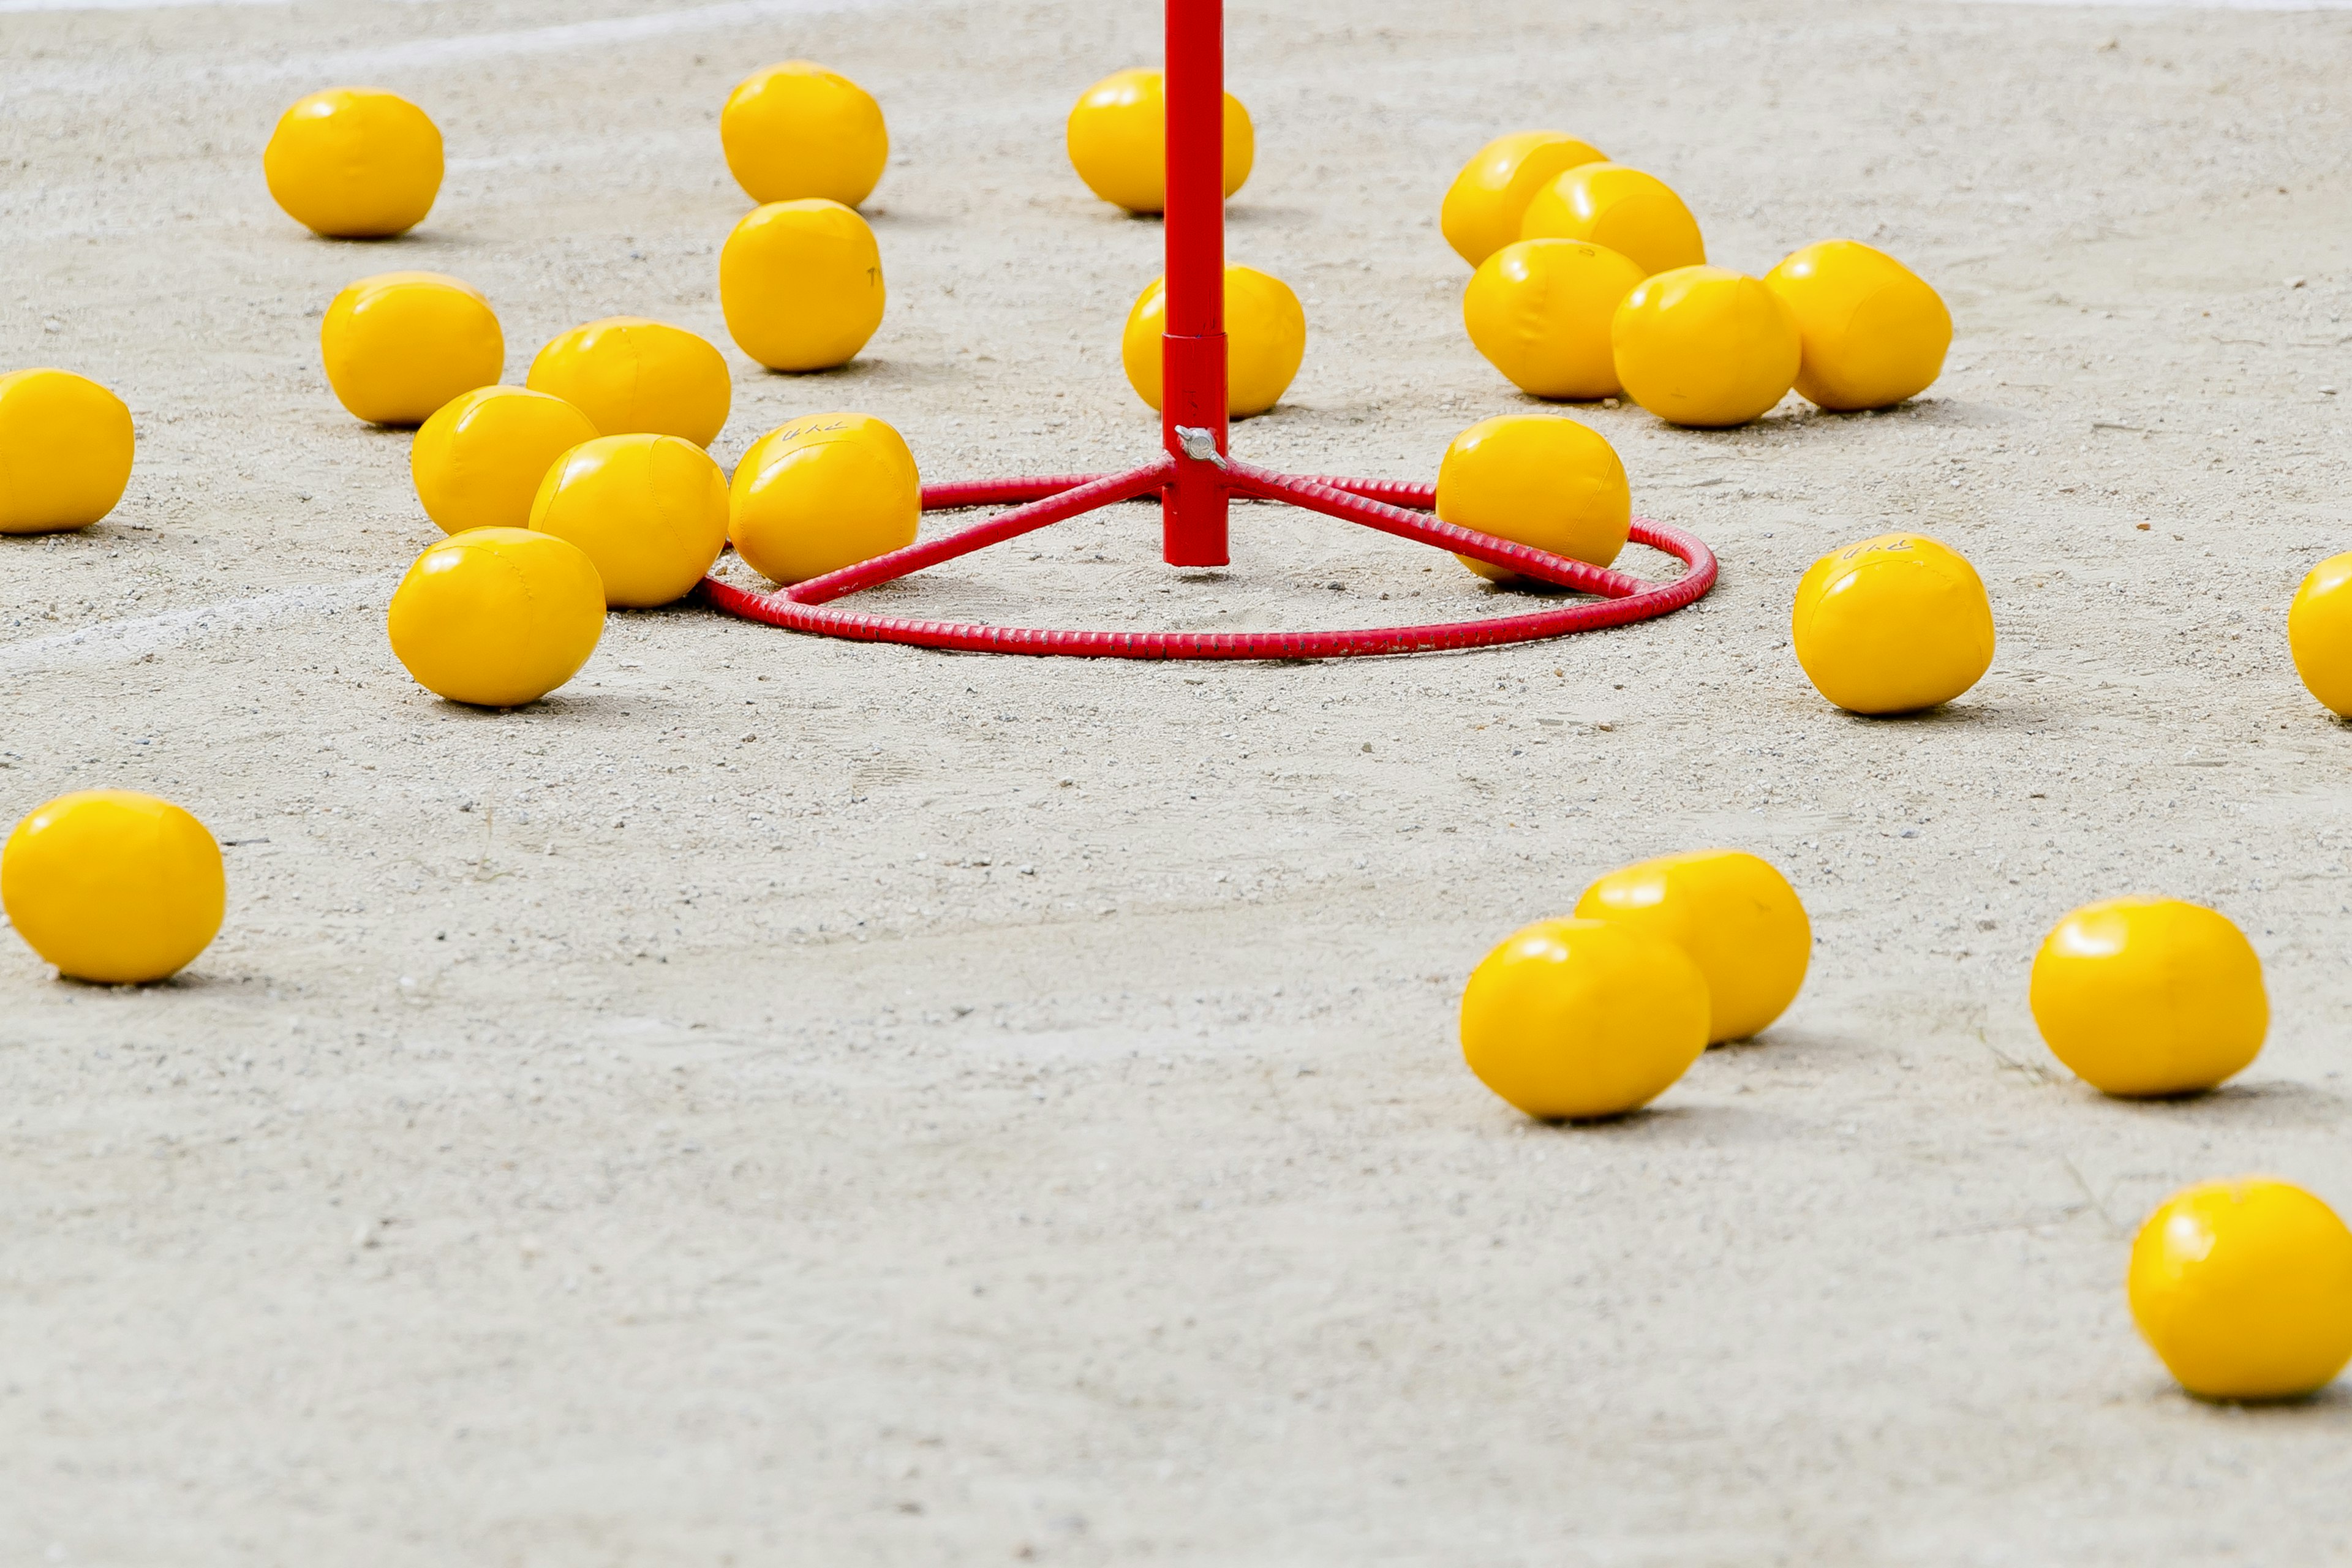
left=1460, top=851, right=2352, bottom=1401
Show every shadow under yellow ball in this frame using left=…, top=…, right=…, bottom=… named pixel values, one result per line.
left=1121, top=265, right=1304, bottom=418
left=410, top=385, right=599, bottom=535
left=263, top=86, right=443, bottom=238
left=1611, top=265, right=1800, bottom=428
left=1463, top=238, right=1646, bottom=401
left=3, top=790, right=224, bottom=984
left=2288, top=552, right=2352, bottom=717
left=1764, top=239, right=1951, bottom=411
left=1460, top=917, right=1709, bottom=1121
left=1519, top=163, right=1704, bottom=277
left=2030, top=897, right=2266, bottom=1097
left=1441, top=130, right=1607, bottom=269
left=2130, top=1177, right=2352, bottom=1401
left=720, top=61, right=889, bottom=208
left=387, top=527, right=606, bottom=707
left=0, top=368, right=135, bottom=534
left=321, top=271, right=503, bottom=427
left=1575, top=850, right=1810, bottom=1045
left=528, top=433, right=729, bottom=608
left=729, top=411, right=920, bottom=586
left=719, top=199, right=885, bottom=373
left=527, top=318, right=733, bottom=448
left=1067, top=68, right=1252, bottom=215
left=1434, top=414, right=1628, bottom=582
left=1791, top=532, right=1994, bottom=714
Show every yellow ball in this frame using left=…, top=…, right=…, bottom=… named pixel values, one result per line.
left=1574, top=850, right=1810, bottom=1045
left=1763, top=239, right=1951, bottom=411
left=320, top=272, right=503, bottom=427
left=1463, top=238, right=1646, bottom=401
left=1441, top=131, right=1608, bottom=268
left=1519, top=163, right=1704, bottom=276
left=1611, top=265, right=1800, bottom=428
left=718, top=200, right=885, bottom=373
left=720, top=60, right=889, bottom=208
left=729, top=412, right=920, bottom=586
left=526, top=318, right=733, bottom=448
left=1434, top=414, right=1629, bottom=582
left=0, top=368, right=135, bottom=535
left=2129, top=1177, right=2352, bottom=1401
left=1121, top=265, right=1304, bottom=418
left=527, top=433, right=729, bottom=608
left=262, top=86, right=442, bottom=239
left=388, top=527, right=606, bottom=707
left=2288, top=552, right=2352, bottom=717
left=1460, top=918, right=1709, bottom=1121
left=2030, top=898, right=2267, bottom=1098
left=1791, top=532, right=1995, bottom=714
left=2, top=790, right=224, bottom=984
left=1066, top=68, right=1253, bottom=215
left=410, top=386, right=599, bottom=535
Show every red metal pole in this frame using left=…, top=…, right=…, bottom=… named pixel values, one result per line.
left=1159, top=0, right=1230, bottom=565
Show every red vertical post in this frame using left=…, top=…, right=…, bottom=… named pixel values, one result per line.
left=1159, top=0, right=1230, bottom=566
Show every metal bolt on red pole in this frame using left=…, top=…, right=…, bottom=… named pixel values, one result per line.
left=701, top=0, right=1716, bottom=658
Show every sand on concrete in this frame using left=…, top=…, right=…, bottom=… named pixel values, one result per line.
left=3, top=0, right=2351, bottom=1562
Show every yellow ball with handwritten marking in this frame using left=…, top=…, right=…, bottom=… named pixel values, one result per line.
left=1611, top=266, right=1800, bottom=428
left=720, top=61, right=889, bottom=208
left=1519, top=163, right=1704, bottom=277
left=0, top=369, right=135, bottom=534
left=1441, top=131, right=1608, bottom=268
left=719, top=200, right=885, bottom=372
left=2030, top=898, right=2267, bottom=1097
left=388, top=528, right=606, bottom=707
left=729, top=412, right=920, bottom=586
left=1463, top=238, right=1646, bottom=401
left=1460, top=918, right=1709, bottom=1120
left=410, top=386, right=599, bottom=535
left=1575, top=850, right=1810, bottom=1045
left=2288, top=552, right=2352, bottom=717
left=1792, top=532, right=1994, bottom=714
left=1435, top=415, right=1628, bottom=582
left=526, top=318, right=733, bottom=448
left=263, top=86, right=442, bottom=238
left=3, top=791, right=225, bottom=984
left=528, top=434, right=729, bottom=608
left=1764, top=240, right=1951, bottom=411
left=320, top=271, right=503, bottom=426
left=1067, top=68, right=1252, bottom=214
left=1122, top=265, right=1305, bottom=418
left=2130, top=1177, right=2352, bottom=1401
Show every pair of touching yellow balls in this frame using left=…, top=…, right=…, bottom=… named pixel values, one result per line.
left=0, top=368, right=135, bottom=533
left=4, top=791, right=224, bottom=985
left=1460, top=850, right=1811, bottom=1120
left=1067, top=68, right=1254, bottom=214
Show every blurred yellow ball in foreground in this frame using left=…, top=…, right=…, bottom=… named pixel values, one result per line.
left=1460, top=918, right=1709, bottom=1121
left=2, top=791, right=224, bottom=984
left=0, top=368, right=135, bottom=534
left=2130, top=1177, right=2352, bottom=1401
left=1441, top=130, right=1607, bottom=268
left=719, top=199, right=885, bottom=372
left=1611, top=266, right=1800, bottom=428
left=720, top=60, right=889, bottom=208
left=320, top=272, right=503, bottom=426
left=388, top=527, right=606, bottom=707
left=263, top=86, right=442, bottom=238
left=729, top=412, right=920, bottom=585
left=1519, top=163, right=1704, bottom=277
left=528, top=433, right=729, bottom=608
left=1121, top=265, right=1304, bottom=418
left=1435, top=415, right=1628, bottom=582
left=410, top=386, right=599, bottom=535
left=1792, top=532, right=1994, bottom=714
left=526, top=318, right=732, bottom=448
left=1575, top=850, right=1810, bottom=1045
left=2288, top=552, right=2352, bottom=717
left=2030, top=898, right=2266, bottom=1097
left=1067, top=68, right=1253, bottom=215
left=1463, top=238, right=1646, bottom=401
left=1763, top=239, right=1951, bottom=411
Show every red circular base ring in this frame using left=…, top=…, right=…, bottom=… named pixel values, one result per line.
left=699, top=466, right=1717, bottom=661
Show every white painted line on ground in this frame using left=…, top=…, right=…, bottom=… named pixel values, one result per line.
left=0, top=574, right=398, bottom=677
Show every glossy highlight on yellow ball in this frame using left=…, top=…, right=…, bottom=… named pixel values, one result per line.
left=1611, top=266, right=1800, bottom=428
left=2029, top=897, right=2266, bottom=1097
left=1764, top=239, right=1951, bottom=411
left=719, top=199, right=885, bottom=373
left=526, top=318, right=733, bottom=448
left=528, top=433, right=729, bottom=608
left=1434, top=415, right=1628, bottom=582
left=320, top=272, right=503, bottom=427
left=410, top=386, right=599, bottom=535
left=1791, top=532, right=1994, bottom=715
left=1067, top=68, right=1253, bottom=214
left=2129, top=1177, right=2352, bottom=1401
left=263, top=86, right=443, bottom=238
left=720, top=61, right=889, bottom=208
left=1441, top=131, right=1607, bottom=268
left=387, top=527, right=605, bottom=707
left=0, top=368, right=135, bottom=534
left=1518, top=163, right=1704, bottom=277
left=1575, top=850, right=1810, bottom=1044
left=2288, top=552, right=2352, bottom=717
left=1463, top=238, right=1645, bottom=401
left=729, top=412, right=921, bottom=586
left=2, top=790, right=224, bottom=984
left=1460, top=918, right=1709, bottom=1121
left=1122, top=265, right=1304, bottom=418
